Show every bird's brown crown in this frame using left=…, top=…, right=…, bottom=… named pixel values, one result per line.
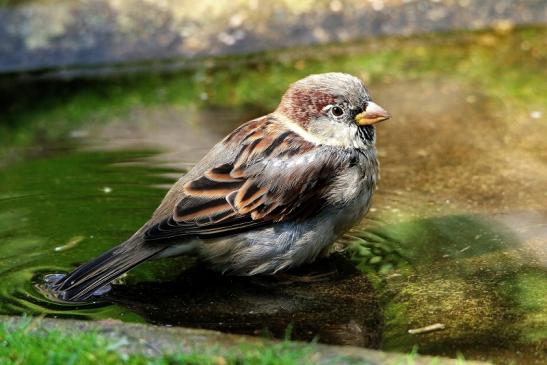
left=276, top=73, right=369, bottom=128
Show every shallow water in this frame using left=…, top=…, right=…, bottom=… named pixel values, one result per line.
left=0, top=28, right=546, bottom=364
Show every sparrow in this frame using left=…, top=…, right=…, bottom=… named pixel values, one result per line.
left=51, top=72, right=390, bottom=301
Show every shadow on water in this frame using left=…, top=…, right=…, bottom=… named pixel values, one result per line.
left=106, top=255, right=383, bottom=348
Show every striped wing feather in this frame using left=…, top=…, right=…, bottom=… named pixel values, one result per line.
left=144, top=117, right=341, bottom=242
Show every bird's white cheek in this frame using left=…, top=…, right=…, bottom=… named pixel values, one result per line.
left=307, top=118, right=365, bottom=148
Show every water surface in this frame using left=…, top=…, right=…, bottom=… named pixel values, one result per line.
left=0, top=27, right=545, bottom=364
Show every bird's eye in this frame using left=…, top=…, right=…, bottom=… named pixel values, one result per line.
left=330, top=106, right=344, bottom=117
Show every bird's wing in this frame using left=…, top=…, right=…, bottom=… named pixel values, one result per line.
left=144, top=117, right=352, bottom=241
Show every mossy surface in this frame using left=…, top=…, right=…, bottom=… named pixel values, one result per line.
left=345, top=214, right=547, bottom=364
left=0, top=318, right=316, bottom=365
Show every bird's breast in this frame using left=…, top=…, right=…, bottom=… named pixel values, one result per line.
left=327, top=148, right=378, bottom=233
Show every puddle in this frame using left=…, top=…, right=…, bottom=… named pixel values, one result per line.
left=0, top=27, right=546, bottom=364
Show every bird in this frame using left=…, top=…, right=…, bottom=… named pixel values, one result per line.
left=50, top=72, right=390, bottom=302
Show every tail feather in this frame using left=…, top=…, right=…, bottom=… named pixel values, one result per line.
left=51, top=238, right=164, bottom=302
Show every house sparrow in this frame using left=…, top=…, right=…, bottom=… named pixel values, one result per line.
left=51, top=72, right=390, bottom=301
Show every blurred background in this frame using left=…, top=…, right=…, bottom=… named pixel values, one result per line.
left=0, top=1, right=546, bottom=364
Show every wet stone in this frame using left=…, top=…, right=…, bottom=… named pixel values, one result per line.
left=104, top=254, right=383, bottom=348
left=0, top=314, right=486, bottom=365
left=0, top=0, right=545, bottom=75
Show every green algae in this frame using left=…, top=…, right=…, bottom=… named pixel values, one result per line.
left=0, top=149, right=176, bottom=320
left=345, top=214, right=546, bottom=363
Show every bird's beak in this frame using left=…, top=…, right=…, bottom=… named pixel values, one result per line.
left=355, top=102, right=391, bottom=126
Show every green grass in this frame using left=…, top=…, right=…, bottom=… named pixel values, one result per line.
left=0, top=318, right=316, bottom=365
left=0, top=318, right=470, bottom=365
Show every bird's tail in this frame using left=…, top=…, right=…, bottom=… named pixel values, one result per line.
left=50, top=237, right=165, bottom=302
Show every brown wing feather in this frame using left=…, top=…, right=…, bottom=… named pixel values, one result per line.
left=144, top=116, right=348, bottom=242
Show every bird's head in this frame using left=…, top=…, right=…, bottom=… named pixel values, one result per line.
left=276, top=72, right=390, bottom=147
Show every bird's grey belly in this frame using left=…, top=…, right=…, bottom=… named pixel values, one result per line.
left=195, top=187, right=373, bottom=275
